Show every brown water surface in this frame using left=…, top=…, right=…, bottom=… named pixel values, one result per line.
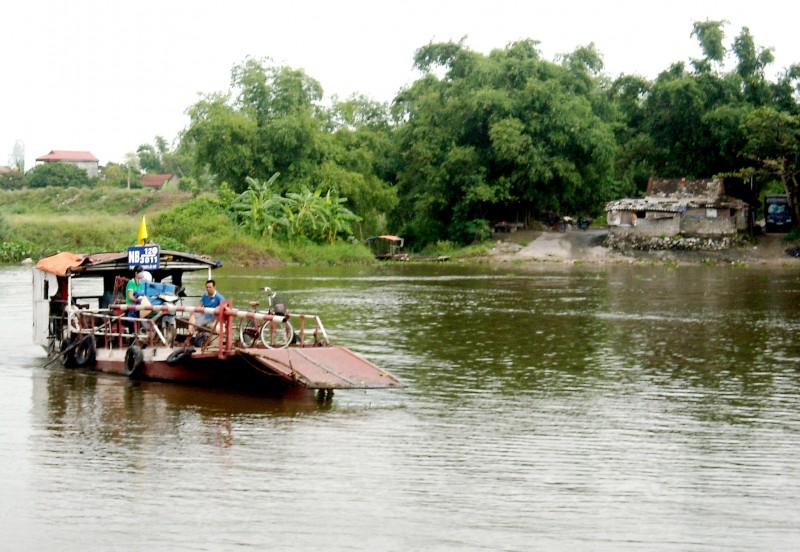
left=2, top=263, right=800, bottom=550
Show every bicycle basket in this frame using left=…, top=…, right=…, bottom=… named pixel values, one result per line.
left=272, top=292, right=288, bottom=316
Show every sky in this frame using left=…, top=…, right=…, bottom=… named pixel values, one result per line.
left=2, top=0, right=797, bottom=170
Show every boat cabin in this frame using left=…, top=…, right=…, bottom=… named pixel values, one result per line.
left=364, top=235, right=408, bottom=260
left=32, top=250, right=218, bottom=351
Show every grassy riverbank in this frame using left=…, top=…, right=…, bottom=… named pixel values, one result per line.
left=0, top=188, right=376, bottom=265
left=5, top=187, right=795, bottom=268
left=0, top=187, right=476, bottom=266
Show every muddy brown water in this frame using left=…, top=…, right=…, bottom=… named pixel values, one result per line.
left=2, top=262, right=800, bottom=551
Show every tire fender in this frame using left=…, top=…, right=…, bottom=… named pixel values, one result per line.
left=60, top=336, right=78, bottom=368
left=166, top=346, right=195, bottom=366
left=124, top=345, right=145, bottom=378
left=74, top=336, right=96, bottom=368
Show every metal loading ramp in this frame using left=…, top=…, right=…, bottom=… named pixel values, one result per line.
left=236, top=347, right=406, bottom=389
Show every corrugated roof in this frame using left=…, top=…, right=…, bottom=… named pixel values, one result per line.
left=606, top=196, right=746, bottom=212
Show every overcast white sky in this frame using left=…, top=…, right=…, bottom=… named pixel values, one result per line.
left=2, top=0, right=797, bottom=170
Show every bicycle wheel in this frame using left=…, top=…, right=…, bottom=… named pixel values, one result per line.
left=239, top=318, right=259, bottom=348
left=260, top=318, right=294, bottom=349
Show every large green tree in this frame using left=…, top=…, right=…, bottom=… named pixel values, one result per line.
left=391, top=39, right=618, bottom=245
left=619, top=21, right=795, bottom=191
left=181, top=57, right=397, bottom=238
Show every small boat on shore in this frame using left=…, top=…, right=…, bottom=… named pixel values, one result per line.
left=364, top=235, right=409, bottom=261
left=32, top=247, right=405, bottom=393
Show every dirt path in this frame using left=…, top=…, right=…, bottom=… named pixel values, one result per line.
left=485, top=228, right=800, bottom=266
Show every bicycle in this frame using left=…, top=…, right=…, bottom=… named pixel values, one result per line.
left=239, top=287, right=294, bottom=349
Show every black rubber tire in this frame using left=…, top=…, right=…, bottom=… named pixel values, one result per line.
left=166, top=346, right=195, bottom=365
left=60, top=336, right=78, bottom=368
left=74, top=336, right=96, bottom=368
left=124, top=345, right=145, bottom=378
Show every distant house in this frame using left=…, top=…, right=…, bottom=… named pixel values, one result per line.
left=605, top=177, right=751, bottom=237
left=140, top=173, right=178, bottom=191
left=35, top=150, right=99, bottom=178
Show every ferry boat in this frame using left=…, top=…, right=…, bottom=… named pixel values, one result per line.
left=32, top=247, right=405, bottom=393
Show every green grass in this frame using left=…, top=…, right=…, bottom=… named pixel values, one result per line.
left=0, top=187, right=380, bottom=266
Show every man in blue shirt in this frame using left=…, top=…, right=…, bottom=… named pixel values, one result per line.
left=187, top=279, right=224, bottom=338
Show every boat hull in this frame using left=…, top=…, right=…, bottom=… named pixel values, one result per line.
left=82, top=343, right=403, bottom=391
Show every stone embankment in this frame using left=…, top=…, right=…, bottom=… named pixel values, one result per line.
left=604, top=233, right=738, bottom=252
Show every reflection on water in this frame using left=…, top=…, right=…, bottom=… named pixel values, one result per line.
left=2, top=264, right=800, bottom=550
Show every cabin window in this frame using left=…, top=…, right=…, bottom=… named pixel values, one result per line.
left=72, top=277, right=105, bottom=310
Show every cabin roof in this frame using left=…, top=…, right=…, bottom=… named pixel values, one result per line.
left=365, top=235, right=403, bottom=242
left=35, top=250, right=219, bottom=277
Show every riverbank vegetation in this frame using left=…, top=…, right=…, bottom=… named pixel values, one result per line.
left=2, top=21, right=799, bottom=264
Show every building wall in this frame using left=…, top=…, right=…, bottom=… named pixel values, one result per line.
left=72, top=161, right=99, bottom=178
left=608, top=210, right=738, bottom=237
left=680, top=213, right=736, bottom=235
left=633, top=216, right=680, bottom=237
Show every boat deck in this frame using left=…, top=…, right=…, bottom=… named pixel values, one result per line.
left=237, top=346, right=404, bottom=389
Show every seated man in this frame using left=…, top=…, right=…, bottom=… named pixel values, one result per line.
left=186, top=279, right=224, bottom=343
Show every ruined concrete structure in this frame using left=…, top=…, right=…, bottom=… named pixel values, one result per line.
left=605, top=177, right=750, bottom=239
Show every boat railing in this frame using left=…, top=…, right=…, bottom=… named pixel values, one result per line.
left=58, top=301, right=330, bottom=352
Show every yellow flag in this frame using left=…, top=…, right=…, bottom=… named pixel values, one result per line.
left=137, top=215, right=149, bottom=245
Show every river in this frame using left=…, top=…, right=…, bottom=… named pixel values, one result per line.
left=2, top=262, right=799, bottom=551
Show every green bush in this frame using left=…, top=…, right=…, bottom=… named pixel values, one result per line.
left=0, top=240, right=36, bottom=262
left=154, top=196, right=238, bottom=253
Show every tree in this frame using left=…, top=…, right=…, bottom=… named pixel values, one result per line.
left=631, top=22, right=792, bottom=181
left=137, top=142, right=162, bottom=173
left=0, top=169, right=28, bottom=190
left=183, top=95, right=259, bottom=190
left=181, top=58, right=397, bottom=237
left=98, top=162, right=130, bottom=188
left=391, top=39, right=618, bottom=245
left=27, top=163, right=92, bottom=188
left=744, top=107, right=800, bottom=228
left=124, top=152, right=141, bottom=189
left=182, top=59, right=326, bottom=194
left=229, top=173, right=286, bottom=238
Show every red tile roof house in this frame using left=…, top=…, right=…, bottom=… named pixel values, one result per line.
left=140, top=173, right=178, bottom=191
left=35, top=150, right=99, bottom=178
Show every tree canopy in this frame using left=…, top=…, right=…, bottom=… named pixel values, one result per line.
left=158, top=25, right=800, bottom=242
left=19, top=21, right=800, bottom=246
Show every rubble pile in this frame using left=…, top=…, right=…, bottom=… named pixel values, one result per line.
left=487, top=241, right=524, bottom=255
